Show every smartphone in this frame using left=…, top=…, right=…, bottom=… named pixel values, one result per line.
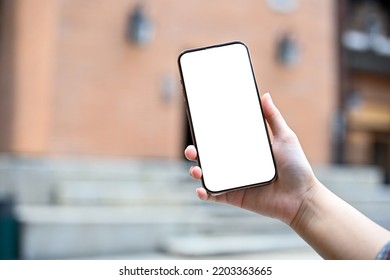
left=178, top=41, right=277, bottom=195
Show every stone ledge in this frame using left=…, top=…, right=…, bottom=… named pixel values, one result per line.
left=159, top=234, right=310, bottom=257
left=15, top=205, right=284, bottom=229
left=16, top=204, right=290, bottom=259
left=53, top=180, right=198, bottom=206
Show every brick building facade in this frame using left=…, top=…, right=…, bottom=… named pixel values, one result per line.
left=1, top=0, right=338, bottom=163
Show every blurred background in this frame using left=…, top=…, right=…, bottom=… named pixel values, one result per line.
left=0, top=0, right=389, bottom=260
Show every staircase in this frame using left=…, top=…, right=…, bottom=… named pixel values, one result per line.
left=1, top=156, right=389, bottom=259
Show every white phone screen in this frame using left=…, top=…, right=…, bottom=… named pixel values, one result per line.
left=179, top=42, right=276, bottom=194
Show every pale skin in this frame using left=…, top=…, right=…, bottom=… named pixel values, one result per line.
left=185, top=93, right=390, bottom=260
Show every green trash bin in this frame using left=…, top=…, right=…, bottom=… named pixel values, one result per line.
left=0, top=197, right=19, bottom=259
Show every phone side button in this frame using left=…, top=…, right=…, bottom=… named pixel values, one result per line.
left=181, top=89, right=187, bottom=103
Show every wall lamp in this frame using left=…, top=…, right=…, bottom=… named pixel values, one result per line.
left=277, top=33, right=299, bottom=66
left=127, top=4, right=154, bottom=46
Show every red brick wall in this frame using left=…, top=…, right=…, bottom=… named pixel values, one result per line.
left=1, top=0, right=338, bottom=164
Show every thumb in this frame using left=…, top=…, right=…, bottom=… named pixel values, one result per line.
left=261, top=93, right=293, bottom=140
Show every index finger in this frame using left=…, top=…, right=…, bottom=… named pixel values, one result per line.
left=184, top=145, right=198, bottom=161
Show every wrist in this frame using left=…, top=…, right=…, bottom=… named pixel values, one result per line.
left=289, top=178, right=323, bottom=232
left=288, top=178, right=390, bottom=259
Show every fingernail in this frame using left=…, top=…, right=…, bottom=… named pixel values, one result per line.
left=264, top=92, right=274, bottom=105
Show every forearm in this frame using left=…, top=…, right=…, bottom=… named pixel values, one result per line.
left=291, top=180, right=390, bottom=259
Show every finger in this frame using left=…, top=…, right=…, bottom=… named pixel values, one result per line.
left=189, top=165, right=202, bottom=179
left=196, top=188, right=208, bottom=200
left=196, top=188, right=217, bottom=202
left=261, top=93, right=294, bottom=140
left=184, top=145, right=198, bottom=161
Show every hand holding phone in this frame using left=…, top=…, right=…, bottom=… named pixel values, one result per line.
left=178, top=42, right=277, bottom=195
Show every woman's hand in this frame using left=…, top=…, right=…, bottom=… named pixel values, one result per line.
left=184, top=93, right=318, bottom=225
left=184, top=93, right=390, bottom=259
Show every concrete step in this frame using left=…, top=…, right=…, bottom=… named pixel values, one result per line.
left=15, top=204, right=289, bottom=259
left=91, top=247, right=322, bottom=260
left=53, top=180, right=199, bottom=206
left=15, top=180, right=390, bottom=260
left=2, top=155, right=388, bottom=260
left=51, top=165, right=386, bottom=206
left=0, top=156, right=192, bottom=204
left=0, top=154, right=386, bottom=205
left=17, top=179, right=390, bottom=260
left=159, top=234, right=310, bottom=257
left=314, top=165, right=384, bottom=188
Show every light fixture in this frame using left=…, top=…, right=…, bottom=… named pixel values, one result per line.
left=161, top=74, right=177, bottom=103
left=267, top=0, right=297, bottom=13
left=277, top=33, right=299, bottom=66
left=127, top=4, right=154, bottom=46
